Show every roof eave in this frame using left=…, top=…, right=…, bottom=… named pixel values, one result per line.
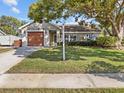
left=18, top=21, right=34, bottom=30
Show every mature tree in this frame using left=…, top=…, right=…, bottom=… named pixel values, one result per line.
left=29, top=0, right=124, bottom=49
left=0, top=16, right=23, bottom=35
left=28, top=0, right=65, bottom=22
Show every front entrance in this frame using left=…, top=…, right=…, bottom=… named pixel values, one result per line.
left=28, top=32, right=44, bottom=46
left=50, top=31, right=57, bottom=46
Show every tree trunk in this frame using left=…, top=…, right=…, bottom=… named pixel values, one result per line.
left=116, top=24, right=124, bottom=50
left=110, top=19, right=124, bottom=49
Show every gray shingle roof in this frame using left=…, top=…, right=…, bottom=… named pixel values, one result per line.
left=60, top=25, right=101, bottom=33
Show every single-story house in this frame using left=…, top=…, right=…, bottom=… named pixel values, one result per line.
left=18, top=22, right=101, bottom=47
left=60, top=25, right=101, bottom=42
left=18, top=22, right=61, bottom=47
left=0, top=30, right=20, bottom=46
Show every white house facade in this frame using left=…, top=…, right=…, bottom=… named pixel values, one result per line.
left=60, top=25, right=101, bottom=42
left=18, top=22, right=101, bottom=47
left=18, top=22, right=61, bottom=47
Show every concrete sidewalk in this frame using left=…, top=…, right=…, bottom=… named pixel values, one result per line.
left=0, top=47, right=38, bottom=74
left=0, top=73, right=124, bottom=88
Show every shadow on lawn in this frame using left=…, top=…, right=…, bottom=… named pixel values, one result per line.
left=89, top=61, right=124, bottom=82
left=75, top=47, right=124, bottom=62
left=86, top=61, right=124, bottom=73
left=93, top=73, right=124, bottom=83
left=27, top=46, right=124, bottom=62
left=78, top=47, right=124, bottom=62
left=28, top=49, right=62, bottom=61
left=27, top=47, right=86, bottom=61
left=86, top=61, right=124, bottom=82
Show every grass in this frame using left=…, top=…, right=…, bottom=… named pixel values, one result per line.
left=0, top=88, right=124, bottom=93
left=0, top=47, right=11, bottom=53
left=7, top=46, right=124, bottom=73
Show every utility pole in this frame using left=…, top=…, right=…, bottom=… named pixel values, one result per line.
left=62, top=0, right=65, bottom=61
left=62, top=23, right=65, bottom=61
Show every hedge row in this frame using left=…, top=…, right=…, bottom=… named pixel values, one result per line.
left=66, top=40, right=97, bottom=46
left=59, top=36, right=118, bottom=48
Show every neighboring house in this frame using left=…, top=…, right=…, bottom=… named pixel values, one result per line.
left=18, top=22, right=61, bottom=47
left=60, top=25, right=101, bottom=42
left=0, top=30, right=6, bottom=35
left=0, top=30, right=20, bottom=46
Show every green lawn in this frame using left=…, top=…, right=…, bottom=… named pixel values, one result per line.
left=0, top=48, right=11, bottom=53
left=0, top=88, right=124, bottom=93
left=7, top=46, right=124, bottom=73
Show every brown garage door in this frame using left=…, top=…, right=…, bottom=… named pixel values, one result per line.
left=28, top=32, right=44, bottom=46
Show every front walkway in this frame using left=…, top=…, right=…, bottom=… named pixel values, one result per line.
left=0, top=47, right=38, bottom=74
left=0, top=73, right=124, bottom=88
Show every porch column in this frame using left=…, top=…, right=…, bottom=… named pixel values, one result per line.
left=56, top=30, right=60, bottom=45
left=68, top=34, right=71, bottom=42
left=44, top=29, right=50, bottom=47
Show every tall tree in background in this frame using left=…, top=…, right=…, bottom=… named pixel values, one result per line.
left=0, top=16, right=23, bottom=35
left=28, top=0, right=124, bottom=49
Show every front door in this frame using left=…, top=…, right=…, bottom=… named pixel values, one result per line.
left=28, top=32, right=44, bottom=46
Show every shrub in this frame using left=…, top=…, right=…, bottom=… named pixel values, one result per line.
left=96, top=36, right=117, bottom=47
left=66, top=40, right=97, bottom=46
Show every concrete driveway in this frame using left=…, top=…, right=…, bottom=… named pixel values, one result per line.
left=0, top=47, right=38, bottom=74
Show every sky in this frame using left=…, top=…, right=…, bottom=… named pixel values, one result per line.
left=0, top=0, right=79, bottom=24
left=0, top=0, right=35, bottom=21
left=0, top=0, right=96, bottom=25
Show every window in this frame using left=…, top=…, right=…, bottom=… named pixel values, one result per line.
left=70, top=35, right=76, bottom=42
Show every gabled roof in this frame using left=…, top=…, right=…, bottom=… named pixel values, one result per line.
left=48, top=23, right=61, bottom=30
left=18, top=21, right=34, bottom=30
left=0, top=30, right=6, bottom=35
left=18, top=21, right=61, bottom=31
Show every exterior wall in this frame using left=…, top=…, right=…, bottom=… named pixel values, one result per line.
left=61, top=33, right=100, bottom=42
left=19, top=29, right=27, bottom=47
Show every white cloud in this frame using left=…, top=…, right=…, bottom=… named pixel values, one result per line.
left=3, top=0, right=18, bottom=6
left=3, top=0, right=20, bottom=14
left=12, top=7, right=20, bottom=14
